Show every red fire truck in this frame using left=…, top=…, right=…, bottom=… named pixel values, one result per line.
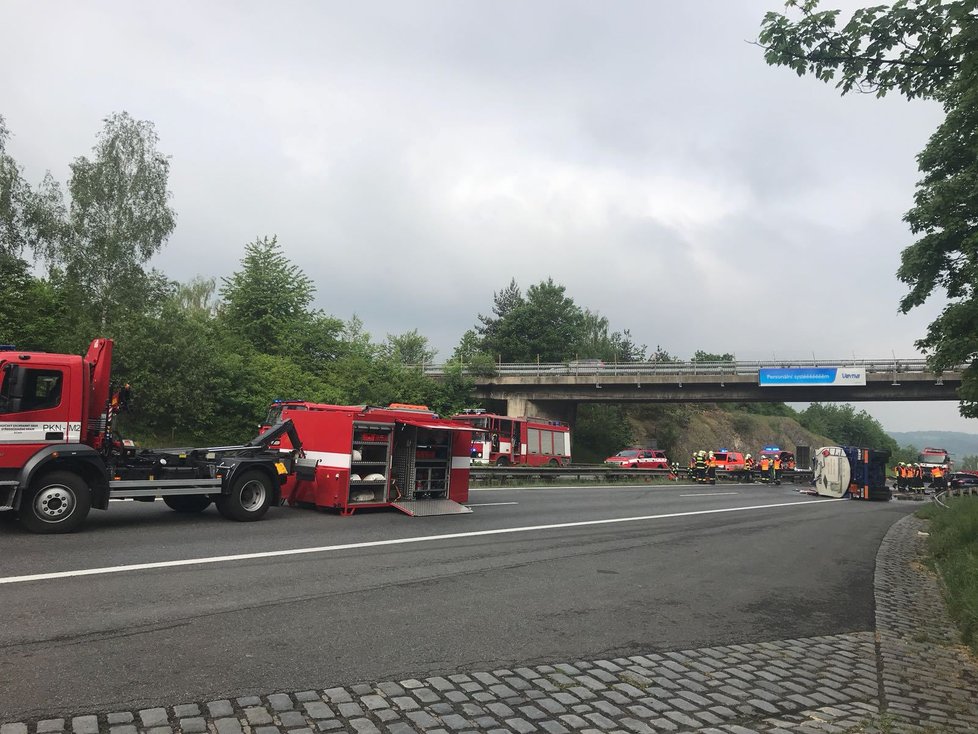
left=450, top=410, right=571, bottom=466
left=265, top=401, right=477, bottom=516
left=917, top=447, right=952, bottom=479
left=0, top=339, right=298, bottom=533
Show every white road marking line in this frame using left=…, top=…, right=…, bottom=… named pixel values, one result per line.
left=465, top=502, right=519, bottom=507
left=680, top=492, right=739, bottom=497
left=0, top=499, right=842, bottom=586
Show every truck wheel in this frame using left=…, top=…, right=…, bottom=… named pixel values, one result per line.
left=495, top=457, right=510, bottom=467
left=163, top=495, right=213, bottom=513
left=19, top=471, right=91, bottom=534
left=216, top=470, right=272, bottom=522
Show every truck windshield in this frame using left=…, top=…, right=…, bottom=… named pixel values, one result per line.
left=0, top=365, right=9, bottom=412
left=265, top=406, right=284, bottom=426
left=919, top=451, right=949, bottom=464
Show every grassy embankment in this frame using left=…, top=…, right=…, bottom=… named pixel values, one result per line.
left=917, top=497, right=978, bottom=654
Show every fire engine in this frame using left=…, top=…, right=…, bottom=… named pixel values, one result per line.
left=0, top=339, right=298, bottom=533
left=917, top=447, right=952, bottom=479
left=450, top=410, right=571, bottom=466
left=265, top=401, right=477, bottom=516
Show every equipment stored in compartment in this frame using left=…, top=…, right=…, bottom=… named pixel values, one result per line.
left=264, top=401, right=478, bottom=517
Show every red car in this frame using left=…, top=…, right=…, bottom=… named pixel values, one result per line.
left=605, top=448, right=669, bottom=469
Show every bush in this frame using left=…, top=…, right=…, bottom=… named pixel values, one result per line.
left=920, top=496, right=978, bottom=652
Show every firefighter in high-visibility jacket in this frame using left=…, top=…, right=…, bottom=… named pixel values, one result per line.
left=931, top=465, right=945, bottom=491
left=694, top=451, right=707, bottom=482
left=707, top=451, right=717, bottom=484
left=759, top=455, right=770, bottom=482
left=914, top=464, right=924, bottom=493
left=772, top=456, right=781, bottom=484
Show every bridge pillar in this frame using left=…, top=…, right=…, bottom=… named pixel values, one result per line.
left=505, top=397, right=577, bottom=429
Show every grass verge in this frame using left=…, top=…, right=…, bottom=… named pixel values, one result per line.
left=916, top=496, right=978, bottom=654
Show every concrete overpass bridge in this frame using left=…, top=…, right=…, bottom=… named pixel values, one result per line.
left=420, top=358, right=963, bottom=425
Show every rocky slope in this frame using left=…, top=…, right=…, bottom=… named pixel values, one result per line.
left=626, top=405, right=833, bottom=462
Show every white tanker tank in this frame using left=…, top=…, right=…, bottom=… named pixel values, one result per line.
left=812, top=445, right=891, bottom=501
left=812, top=446, right=851, bottom=498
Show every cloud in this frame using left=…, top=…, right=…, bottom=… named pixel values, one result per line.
left=0, top=0, right=967, bottom=431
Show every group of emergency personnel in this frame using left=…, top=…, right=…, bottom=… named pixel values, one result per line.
left=893, top=462, right=946, bottom=493
left=755, top=453, right=782, bottom=484
left=687, top=450, right=718, bottom=484
left=685, top=450, right=788, bottom=484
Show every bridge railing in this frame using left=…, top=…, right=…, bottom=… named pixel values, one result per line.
left=412, top=358, right=943, bottom=378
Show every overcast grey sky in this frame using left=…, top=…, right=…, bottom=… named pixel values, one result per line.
left=2, top=0, right=970, bottom=433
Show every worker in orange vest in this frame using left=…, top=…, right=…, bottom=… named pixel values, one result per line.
left=707, top=452, right=717, bottom=484
left=931, top=465, right=945, bottom=492
left=772, top=456, right=781, bottom=483
left=759, top=455, right=770, bottom=482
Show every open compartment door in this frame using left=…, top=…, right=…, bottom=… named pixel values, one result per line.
left=391, top=499, right=472, bottom=516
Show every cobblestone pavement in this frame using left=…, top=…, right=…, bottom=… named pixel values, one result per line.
left=3, top=512, right=976, bottom=734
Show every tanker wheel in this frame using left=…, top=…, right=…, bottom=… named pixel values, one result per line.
left=548, top=459, right=559, bottom=467
left=163, top=495, right=213, bottom=513
left=216, top=470, right=272, bottom=521
left=18, top=470, right=91, bottom=534
left=495, top=457, right=510, bottom=467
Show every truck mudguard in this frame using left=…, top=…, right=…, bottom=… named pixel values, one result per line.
left=16, top=444, right=111, bottom=510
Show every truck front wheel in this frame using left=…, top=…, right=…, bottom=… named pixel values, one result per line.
left=163, top=495, right=213, bottom=513
left=216, top=470, right=272, bottom=522
left=19, top=471, right=92, bottom=534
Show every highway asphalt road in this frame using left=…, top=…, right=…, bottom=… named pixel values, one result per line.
left=0, top=482, right=915, bottom=720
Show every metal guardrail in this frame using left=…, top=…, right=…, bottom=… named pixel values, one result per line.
left=411, top=358, right=954, bottom=378
left=933, top=485, right=978, bottom=508
left=469, top=465, right=813, bottom=483
left=470, top=465, right=673, bottom=482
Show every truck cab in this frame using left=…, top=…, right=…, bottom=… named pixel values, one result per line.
left=1, top=340, right=294, bottom=533
left=0, top=343, right=112, bottom=528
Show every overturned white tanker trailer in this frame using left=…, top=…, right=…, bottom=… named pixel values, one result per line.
left=812, top=446, right=891, bottom=501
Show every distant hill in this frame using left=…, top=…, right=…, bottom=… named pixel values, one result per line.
left=888, top=430, right=978, bottom=459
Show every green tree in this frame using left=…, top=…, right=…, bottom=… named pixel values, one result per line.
left=42, top=112, right=177, bottom=332
left=1, top=115, right=67, bottom=258
left=174, top=276, right=219, bottom=316
left=451, top=328, right=484, bottom=363
left=485, top=278, right=585, bottom=362
left=576, top=310, right=647, bottom=363
left=220, top=235, right=312, bottom=353
left=758, top=1, right=968, bottom=100
left=384, top=329, right=437, bottom=365
left=898, top=50, right=978, bottom=414
left=759, top=1, right=978, bottom=415
left=574, top=405, right=635, bottom=463
left=0, top=252, right=65, bottom=349
left=609, top=329, right=646, bottom=363
left=649, top=345, right=677, bottom=363
left=476, top=277, right=524, bottom=349
left=691, top=350, right=735, bottom=362
left=798, top=402, right=898, bottom=451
